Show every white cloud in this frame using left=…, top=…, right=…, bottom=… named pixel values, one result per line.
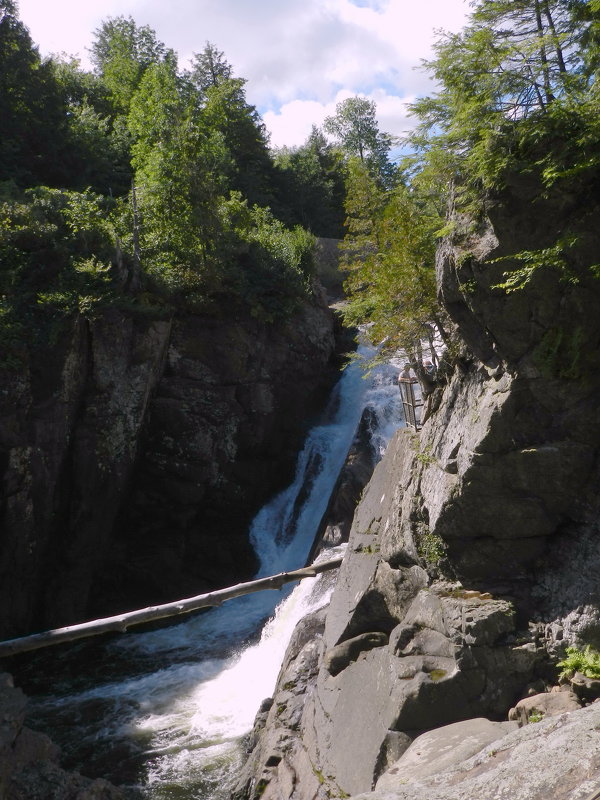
left=264, top=87, right=418, bottom=150
left=263, top=101, right=329, bottom=150
left=16, top=0, right=470, bottom=145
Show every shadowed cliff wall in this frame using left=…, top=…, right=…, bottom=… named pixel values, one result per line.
left=0, top=291, right=341, bottom=638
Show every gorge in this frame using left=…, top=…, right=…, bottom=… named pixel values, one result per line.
left=1, top=313, right=405, bottom=799
left=2, top=1, right=600, bottom=797
left=3, top=163, right=600, bottom=799
left=0, top=286, right=344, bottom=638
left=234, top=171, right=600, bottom=799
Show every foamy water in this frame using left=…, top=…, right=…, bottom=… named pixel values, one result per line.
left=23, top=347, right=404, bottom=798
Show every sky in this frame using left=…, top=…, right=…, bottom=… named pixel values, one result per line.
left=16, top=0, right=470, bottom=149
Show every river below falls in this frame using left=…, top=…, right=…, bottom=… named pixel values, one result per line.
left=12, top=350, right=405, bottom=799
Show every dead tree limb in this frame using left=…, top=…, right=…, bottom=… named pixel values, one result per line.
left=0, top=558, right=343, bottom=659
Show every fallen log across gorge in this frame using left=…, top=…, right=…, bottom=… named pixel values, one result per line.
left=0, top=557, right=343, bottom=658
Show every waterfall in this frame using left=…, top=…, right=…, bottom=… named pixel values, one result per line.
left=20, top=348, right=404, bottom=799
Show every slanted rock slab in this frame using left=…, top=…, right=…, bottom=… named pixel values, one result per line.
left=350, top=704, right=600, bottom=800
left=376, top=717, right=518, bottom=789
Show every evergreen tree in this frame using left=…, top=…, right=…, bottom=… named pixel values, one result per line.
left=408, top=0, right=598, bottom=200
left=0, top=0, right=67, bottom=186
left=201, top=75, right=276, bottom=208
left=272, top=126, right=346, bottom=237
left=341, top=159, right=442, bottom=358
left=187, top=42, right=233, bottom=93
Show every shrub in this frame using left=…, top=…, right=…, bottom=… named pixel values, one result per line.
left=557, top=646, right=600, bottom=681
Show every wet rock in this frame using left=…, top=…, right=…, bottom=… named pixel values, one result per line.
left=318, top=406, right=379, bottom=551
left=235, top=608, right=329, bottom=800
left=9, top=760, right=125, bottom=800
left=0, top=672, right=125, bottom=799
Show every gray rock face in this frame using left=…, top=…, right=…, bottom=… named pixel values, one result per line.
left=324, top=631, right=389, bottom=676
left=318, top=406, right=379, bottom=550
left=0, top=294, right=339, bottom=636
left=0, top=672, right=124, bottom=799
left=238, top=433, right=544, bottom=797
left=234, top=608, right=331, bottom=800
left=375, top=717, right=518, bottom=789
left=352, top=704, right=600, bottom=800
left=0, top=312, right=172, bottom=635
left=239, top=177, right=600, bottom=799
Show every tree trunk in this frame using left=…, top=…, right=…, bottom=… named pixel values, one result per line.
left=129, top=181, right=143, bottom=293
left=0, top=559, right=343, bottom=658
left=535, top=0, right=555, bottom=103
left=542, top=0, right=567, bottom=74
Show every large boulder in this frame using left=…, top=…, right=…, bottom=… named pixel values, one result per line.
left=375, top=717, right=518, bottom=789
left=352, top=704, right=600, bottom=800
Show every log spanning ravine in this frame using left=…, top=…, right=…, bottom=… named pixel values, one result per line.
left=0, top=558, right=343, bottom=658
left=3, top=345, right=405, bottom=799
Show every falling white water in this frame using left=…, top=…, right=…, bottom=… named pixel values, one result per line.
left=23, top=346, right=404, bottom=799
left=138, top=548, right=344, bottom=798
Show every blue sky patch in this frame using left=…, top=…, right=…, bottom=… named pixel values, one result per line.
left=348, top=0, right=388, bottom=10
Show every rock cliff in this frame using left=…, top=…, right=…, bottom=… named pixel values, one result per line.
left=0, top=290, right=341, bottom=639
left=236, top=175, right=600, bottom=798
left=0, top=672, right=124, bottom=799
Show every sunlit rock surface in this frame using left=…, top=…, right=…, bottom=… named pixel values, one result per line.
left=238, top=174, right=600, bottom=798
left=358, top=704, right=600, bottom=800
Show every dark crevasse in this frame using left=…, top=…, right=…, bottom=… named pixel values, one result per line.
left=11, top=346, right=404, bottom=800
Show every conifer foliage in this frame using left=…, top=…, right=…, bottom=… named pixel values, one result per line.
left=0, top=8, right=346, bottom=358
left=341, top=0, right=600, bottom=358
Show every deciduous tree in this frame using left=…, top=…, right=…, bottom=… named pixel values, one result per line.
left=91, top=16, right=173, bottom=111
left=324, top=96, right=395, bottom=185
left=0, top=0, right=67, bottom=186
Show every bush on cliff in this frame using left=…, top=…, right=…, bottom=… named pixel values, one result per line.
left=558, top=646, right=600, bottom=681
left=0, top=181, right=318, bottom=376
left=341, top=0, right=600, bottom=357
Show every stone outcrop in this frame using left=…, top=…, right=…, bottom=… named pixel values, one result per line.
left=508, top=687, right=581, bottom=726
left=0, top=672, right=124, bottom=799
left=237, top=175, right=600, bottom=798
left=360, top=703, right=600, bottom=800
left=0, top=291, right=340, bottom=638
left=236, top=436, right=545, bottom=798
left=316, top=406, right=379, bottom=552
